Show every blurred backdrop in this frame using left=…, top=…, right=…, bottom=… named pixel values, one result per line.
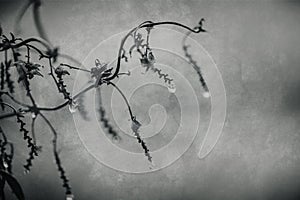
left=0, top=0, right=300, bottom=199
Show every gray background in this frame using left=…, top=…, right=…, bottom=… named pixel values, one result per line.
left=0, top=0, right=300, bottom=199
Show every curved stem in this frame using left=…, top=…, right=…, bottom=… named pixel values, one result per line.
left=26, top=44, right=49, bottom=58
left=0, top=109, right=30, bottom=120
left=60, top=63, right=91, bottom=73
left=73, top=84, right=95, bottom=99
left=16, top=46, right=82, bottom=64
left=39, top=112, right=72, bottom=195
left=182, top=29, right=209, bottom=92
left=1, top=92, right=31, bottom=108
left=104, top=20, right=205, bottom=81
left=0, top=102, right=18, bottom=113
left=58, top=53, right=83, bottom=68
left=106, top=81, right=134, bottom=120
left=38, top=84, right=95, bottom=111
left=0, top=38, right=51, bottom=52
left=38, top=101, right=68, bottom=111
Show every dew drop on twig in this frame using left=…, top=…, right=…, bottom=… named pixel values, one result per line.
left=31, top=112, right=36, bottom=119
left=2, top=161, right=8, bottom=169
left=167, top=82, right=176, bottom=93
left=68, top=100, right=78, bottom=113
left=66, top=194, right=74, bottom=200
left=203, top=91, right=210, bottom=98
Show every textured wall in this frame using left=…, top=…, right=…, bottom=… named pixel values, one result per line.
left=0, top=0, right=300, bottom=199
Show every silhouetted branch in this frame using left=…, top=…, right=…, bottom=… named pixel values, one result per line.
left=96, top=88, right=119, bottom=140
left=0, top=0, right=209, bottom=198
left=106, top=81, right=134, bottom=120
left=39, top=113, right=72, bottom=196
left=182, top=18, right=209, bottom=96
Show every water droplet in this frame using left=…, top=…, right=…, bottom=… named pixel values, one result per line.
left=66, top=194, right=74, bottom=200
left=31, top=113, right=36, bottom=119
left=68, top=100, right=78, bottom=113
left=203, top=91, right=210, bottom=98
left=167, top=82, right=176, bottom=93
left=3, top=161, right=8, bottom=169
